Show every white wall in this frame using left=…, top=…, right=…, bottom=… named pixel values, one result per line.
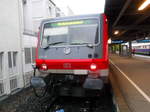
left=22, top=35, right=37, bottom=86
left=0, top=0, right=21, bottom=51
left=67, top=6, right=74, bottom=16
left=23, top=0, right=58, bottom=32
left=0, top=0, right=64, bottom=96
left=23, top=35, right=37, bottom=70
left=23, top=0, right=34, bottom=31
left=22, top=0, right=63, bottom=88
left=0, top=0, right=24, bottom=94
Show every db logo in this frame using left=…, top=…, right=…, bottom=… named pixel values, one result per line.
left=63, top=63, right=71, bottom=68
left=64, top=47, right=71, bottom=55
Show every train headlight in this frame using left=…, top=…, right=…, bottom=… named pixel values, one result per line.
left=90, top=63, right=97, bottom=71
left=41, top=64, right=48, bottom=70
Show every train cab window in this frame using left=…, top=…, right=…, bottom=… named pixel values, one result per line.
left=69, top=24, right=98, bottom=45
left=42, top=27, right=68, bottom=47
left=41, top=19, right=99, bottom=47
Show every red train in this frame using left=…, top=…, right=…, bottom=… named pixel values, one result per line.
left=32, top=13, right=109, bottom=97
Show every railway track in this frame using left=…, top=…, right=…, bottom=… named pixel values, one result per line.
left=16, top=85, right=116, bottom=112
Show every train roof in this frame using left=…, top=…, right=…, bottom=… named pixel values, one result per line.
left=41, top=13, right=103, bottom=24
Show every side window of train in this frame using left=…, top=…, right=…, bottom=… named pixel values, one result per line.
left=42, top=36, right=48, bottom=48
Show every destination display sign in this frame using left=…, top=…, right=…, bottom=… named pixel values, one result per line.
left=44, top=19, right=98, bottom=28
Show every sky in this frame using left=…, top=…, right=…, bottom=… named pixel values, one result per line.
left=53, top=0, right=105, bottom=15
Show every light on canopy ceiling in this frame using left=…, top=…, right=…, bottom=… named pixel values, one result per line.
left=138, top=0, right=150, bottom=11
left=114, top=30, right=119, bottom=35
left=108, top=38, right=112, bottom=44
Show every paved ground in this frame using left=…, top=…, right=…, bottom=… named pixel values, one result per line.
left=110, top=54, right=150, bottom=112
left=109, top=72, right=131, bottom=112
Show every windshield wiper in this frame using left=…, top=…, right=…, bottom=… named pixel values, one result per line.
left=43, top=42, right=65, bottom=49
left=70, top=42, right=91, bottom=45
left=48, top=41, right=65, bottom=46
left=70, top=42, right=94, bottom=48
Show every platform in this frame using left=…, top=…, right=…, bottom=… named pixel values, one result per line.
left=109, top=72, right=131, bottom=112
left=110, top=54, right=150, bottom=112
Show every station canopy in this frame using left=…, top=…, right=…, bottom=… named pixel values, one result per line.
left=105, top=0, right=150, bottom=41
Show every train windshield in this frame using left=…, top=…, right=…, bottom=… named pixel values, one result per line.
left=41, top=19, right=99, bottom=47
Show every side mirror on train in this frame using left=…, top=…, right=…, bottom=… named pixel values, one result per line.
left=31, top=77, right=46, bottom=88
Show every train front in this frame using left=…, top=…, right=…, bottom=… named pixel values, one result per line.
left=36, top=14, right=108, bottom=92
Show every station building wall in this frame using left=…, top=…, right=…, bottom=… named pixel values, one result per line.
left=22, top=34, right=37, bottom=87
left=0, top=0, right=64, bottom=97
left=0, top=0, right=24, bottom=96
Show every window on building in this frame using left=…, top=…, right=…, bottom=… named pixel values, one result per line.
left=49, top=7, right=52, bottom=16
left=25, top=48, right=31, bottom=64
left=10, top=78, right=17, bottom=91
left=0, top=81, right=4, bottom=95
left=0, top=52, right=3, bottom=74
left=8, top=51, right=18, bottom=68
left=8, top=52, right=12, bottom=68
left=32, top=47, right=36, bottom=63
left=13, top=52, right=17, bottom=67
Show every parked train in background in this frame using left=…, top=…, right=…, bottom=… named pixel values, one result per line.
left=132, top=43, right=150, bottom=55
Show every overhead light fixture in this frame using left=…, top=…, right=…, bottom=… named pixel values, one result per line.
left=114, top=30, right=119, bottom=35
left=138, top=0, right=150, bottom=11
